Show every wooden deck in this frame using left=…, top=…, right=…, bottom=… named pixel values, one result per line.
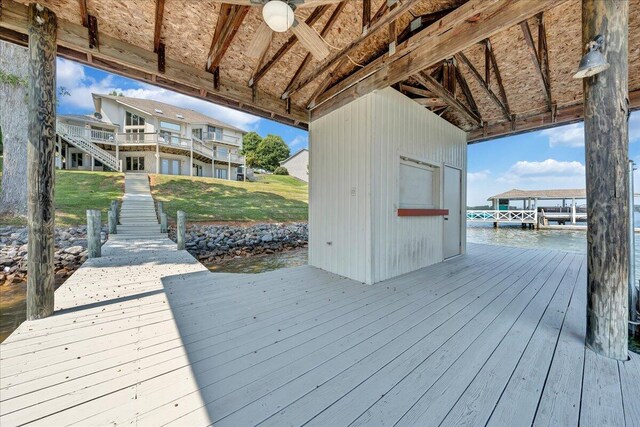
left=1, top=243, right=639, bottom=426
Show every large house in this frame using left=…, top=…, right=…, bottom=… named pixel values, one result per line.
left=55, top=94, right=246, bottom=180
left=279, top=148, right=308, bottom=182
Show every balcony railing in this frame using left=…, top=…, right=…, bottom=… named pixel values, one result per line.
left=57, top=122, right=244, bottom=165
left=200, top=131, right=241, bottom=146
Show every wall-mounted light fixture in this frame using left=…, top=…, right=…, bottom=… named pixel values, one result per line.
left=262, top=0, right=294, bottom=32
left=573, top=34, right=610, bottom=79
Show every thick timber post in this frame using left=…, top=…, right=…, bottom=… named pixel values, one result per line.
left=26, top=4, right=57, bottom=320
left=160, top=212, right=168, bottom=233
left=177, top=210, right=186, bottom=250
left=583, top=0, right=629, bottom=360
left=87, top=210, right=102, bottom=258
left=108, top=209, right=117, bottom=235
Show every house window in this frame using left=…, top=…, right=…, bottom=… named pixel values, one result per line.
left=71, top=152, right=83, bottom=167
left=125, top=156, right=145, bottom=171
left=215, top=168, right=228, bottom=179
left=208, top=125, right=223, bottom=141
left=192, top=128, right=202, bottom=140
left=125, top=111, right=145, bottom=127
left=216, top=146, right=229, bottom=158
left=160, top=121, right=182, bottom=146
left=398, top=157, right=440, bottom=209
left=193, top=164, right=203, bottom=177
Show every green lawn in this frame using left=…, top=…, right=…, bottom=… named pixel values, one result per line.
left=0, top=156, right=125, bottom=227
left=150, top=174, right=308, bottom=222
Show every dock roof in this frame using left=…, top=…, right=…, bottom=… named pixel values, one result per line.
left=2, top=0, right=638, bottom=139
left=488, top=188, right=587, bottom=201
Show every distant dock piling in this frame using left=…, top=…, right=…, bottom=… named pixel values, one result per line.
left=177, top=210, right=186, bottom=250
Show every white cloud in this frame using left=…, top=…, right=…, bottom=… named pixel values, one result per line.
left=467, top=169, right=491, bottom=181
left=56, top=58, right=262, bottom=131
left=540, top=123, right=584, bottom=148
left=288, top=135, right=308, bottom=151
left=505, top=159, right=585, bottom=178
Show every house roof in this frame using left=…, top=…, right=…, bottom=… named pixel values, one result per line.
left=488, top=189, right=587, bottom=201
left=94, top=94, right=246, bottom=133
left=59, top=113, right=119, bottom=127
left=280, top=148, right=308, bottom=165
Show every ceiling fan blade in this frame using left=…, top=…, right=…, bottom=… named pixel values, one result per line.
left=290, top=19, right=330, bottom=61
left=293, top=0, right=343, bottom=8
left=246, top=22, right=273, bottom=59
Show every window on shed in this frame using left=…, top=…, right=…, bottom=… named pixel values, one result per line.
left=398, top=157, right=440, bottom=209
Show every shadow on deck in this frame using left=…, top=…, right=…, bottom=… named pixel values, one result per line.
left=0, top=243, right=638, bottom=426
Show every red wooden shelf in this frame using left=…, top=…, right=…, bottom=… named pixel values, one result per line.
left=397, top=208, right=449, bottom=217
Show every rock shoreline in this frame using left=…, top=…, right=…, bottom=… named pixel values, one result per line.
left=168, top=222, right=308, bottom=265
left=0, top=222, right=309, bottom=286
left=0, top=226, right=107, bottom=286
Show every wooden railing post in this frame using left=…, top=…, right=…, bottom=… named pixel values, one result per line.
left=110, top=200, right=119, bottom=223
left=157, top=201, right=164, bottom=221
left=87, top=210, right=101, bottom=258
left=26, top=3, right=57, bottom=320
left=108, top=209, right=117, bottom=235
left=177, top=210, right=186, bottom=250
left=583, top=0, right=629, bottom=360
left=160, top=212, right=168, bottom=233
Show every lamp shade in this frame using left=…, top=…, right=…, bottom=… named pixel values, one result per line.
left=573, top=50, right=610, bottom=79
left=262, top=0, right=294, bottom=33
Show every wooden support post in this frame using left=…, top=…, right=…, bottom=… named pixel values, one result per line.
left=26, top=4, right=56, bottom=320
left=190, top=140, right=194, bottom=177
left=87, top=209, right=101, bottom=258
left=156, top=201, right=163, bottom=221
left=108, top=209, right=117, bottom=235
left=228, top=152, right=231, bottom=180
left=160, top=212, right=168, bottom=233
left=583, top=0, right=629, bottom=360
left=629, top=160, right=638, bottom=338
left=110, top=200, right=118, bottom=223
left=177, top=210, right=186, bottom=250
left=571, top=198, right=576, bottom=224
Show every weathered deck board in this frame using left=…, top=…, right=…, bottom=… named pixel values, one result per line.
left=1, top=241, right=638, bottom=426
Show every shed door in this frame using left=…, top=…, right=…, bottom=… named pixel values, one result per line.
left=443, top=166, right=462, bottom=259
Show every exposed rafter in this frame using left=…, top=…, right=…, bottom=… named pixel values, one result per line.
left=414, top=71, right=482, bottom=126
left=153, top=0, right=165, bottom=52
left=281, top=1, right=347, bottom=98
left=249, top=4, right=331, bottom=87
left=310, top=0, right=566, bottom=119
left=78, top=0, right=87, bottom=27
left=454, top=59, right=480, bottom=119
left=399, top=83, right=434, bottom=98
left=362, top=0, right=371, bottom=33
left=484, top=39, right=512, bottom=121
left=206, top=4, right=249, bottom=72
left=455, top=51, right=510, bottom=120
left=520, top=18, right=552, bottom=111
left=284, top=0, right=421, bottom=99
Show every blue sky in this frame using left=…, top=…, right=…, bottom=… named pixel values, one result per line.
left=56, top=58, right=639, bottom=207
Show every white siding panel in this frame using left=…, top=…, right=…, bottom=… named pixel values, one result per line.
left=371, top=88, right=466, bottom=283
left=309, top=95, right=372, bottom=284
left=309, top=88, right=465, bottom=285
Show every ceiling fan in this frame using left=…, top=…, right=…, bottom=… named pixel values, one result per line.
left=213, top=0, right=342, bottom=61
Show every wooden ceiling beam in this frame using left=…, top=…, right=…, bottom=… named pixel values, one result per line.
left=362, top=0, right=371, bottom=33
left=399, top=83, right=433, bottom=98
left=0, top=0, right=308, bottom=128
left=413, top=97, right=447, bottom=108
left=520, top=18, right=552, bottom=111
left=281, top=1, right=347, bottom=98
left=78, top=0, right=88, bottom=27
left=283, top=0, right=421, bottom=99
left=206, top=5, right=249, bottom=72
left=484, top=39, right=512, bottom=120
left=455, top=51, right=509, bottom=120
left=250, top=4, right=331, bottom=87
left=311, top=0, right=566, bottom=120
left=413, top=71, right=482, bottom=126
left=469, top=89, right=640, bottom=143
left=153, top=0, right=165, bottom=52
left=454, top=59, right=480, bottom=118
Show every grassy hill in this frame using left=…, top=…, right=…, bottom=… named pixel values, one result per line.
left=0, top=156, right=125, bottom=227
left=150, top=174, right=308, bottom=222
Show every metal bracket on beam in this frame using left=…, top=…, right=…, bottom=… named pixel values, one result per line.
left=389, top=40, right=396, bottom=55
left=87, top=14, right=99, bottom=49
left=286, top=97, right=291, bottom=114
left=157, top=42, right=165, bottom=73
left=212, top=67, right=220, bottom=90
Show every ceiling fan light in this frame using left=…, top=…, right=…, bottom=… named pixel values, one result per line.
left=262, top=0, right=294, bottom=33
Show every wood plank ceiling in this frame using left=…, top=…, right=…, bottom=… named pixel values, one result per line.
left=0, top=0, right=638, bottom=142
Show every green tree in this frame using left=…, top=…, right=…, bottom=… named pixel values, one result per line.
left=256, top=134, right=290, bottom=172
left=241, top=131, right=262, bottom=155
left=245, top=151, right=258, bottom=168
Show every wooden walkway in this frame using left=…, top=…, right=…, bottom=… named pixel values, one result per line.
left=1, top=219, right=638, bottom=425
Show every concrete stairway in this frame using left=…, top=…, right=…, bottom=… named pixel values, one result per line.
left=111, top=174, right=165, bottom=240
